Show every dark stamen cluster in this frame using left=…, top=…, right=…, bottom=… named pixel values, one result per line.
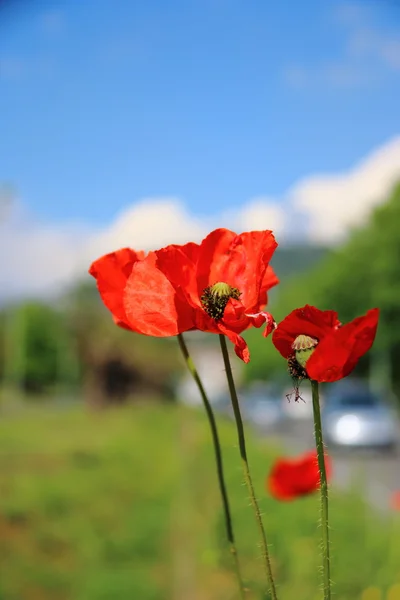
left=287, top=354, right=308, bottom=382
left=201, top=285, right=241, bottom=321
left=286, top=355, right=308, bottom=403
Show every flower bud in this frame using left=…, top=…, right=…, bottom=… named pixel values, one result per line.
left=292, top=334, right=318, bottom=368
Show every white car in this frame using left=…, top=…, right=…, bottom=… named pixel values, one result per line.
left=322, top=382, right=399, bottom=453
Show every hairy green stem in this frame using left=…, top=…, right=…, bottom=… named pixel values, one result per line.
left=311, top=379, right=331, bottom=600
left=177, top=334, right=246, bottom=599
left=218, top=335, right=278, bottom=600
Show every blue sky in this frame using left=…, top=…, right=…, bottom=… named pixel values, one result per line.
left=1, top=0, right=400, bottom=227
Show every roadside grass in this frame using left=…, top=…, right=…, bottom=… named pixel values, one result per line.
left=0, top=404, right=399, bottom=599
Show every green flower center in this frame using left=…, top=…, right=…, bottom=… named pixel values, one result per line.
left=201, top=282, right=241, bottom=321
left=292, top=334, right=318, bottom=368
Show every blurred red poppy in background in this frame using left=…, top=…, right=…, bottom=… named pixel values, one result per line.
left=89, top=228, right=279, bottom=362
left=267, top=450, right=332, bottom=501
left=390, top=490, right=400, bottom=511
left=272, top=305, right=379, bottom=383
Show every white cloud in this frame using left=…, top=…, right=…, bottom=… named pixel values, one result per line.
left=235, top=197, right=285, bottom=233
left=88, top=198, right=208, bottom=257
left=1, top=137, right=399, bottom=300
left=0, top=197, right=286, bottom=300
left=88, top=197, right=287, bottom=264
left=0, top=217, right=88, bottom=299
left=291, top=136, right=400, bottom=243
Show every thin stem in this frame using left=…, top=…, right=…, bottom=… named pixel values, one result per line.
left=218, top=334, right=278, bottom=600
left=311, top=379, right=331, bottom=600
left=177, top=334, right=246, bottom=599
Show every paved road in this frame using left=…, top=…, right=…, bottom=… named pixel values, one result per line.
left=261, top=418, right=400, bottom=512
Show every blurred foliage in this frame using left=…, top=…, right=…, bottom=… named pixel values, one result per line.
left=61, top=282, right=181, bottom=406
left=0, top=302, right=77, bottom=394
left=0, top=282, right=181, bottom=404
left=246, top=182, right=400, bottom=396
left=270, top=243, right=329, bottom=280
left=0, top=404, right=399, bottom=600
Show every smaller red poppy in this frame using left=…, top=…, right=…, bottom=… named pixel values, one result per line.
left=267, top=450, right=332, bottom=501
left=272, top=305, right=379, bottom=383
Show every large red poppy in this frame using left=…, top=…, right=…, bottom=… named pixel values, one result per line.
left=89, top=228, right=279, bottom=363
left=272, top=305, right=379, bottom=383
left=267, top=450, right=332, bottom=501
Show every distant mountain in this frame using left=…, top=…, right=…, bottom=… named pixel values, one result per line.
left=270, top=244, right=330, bottom=280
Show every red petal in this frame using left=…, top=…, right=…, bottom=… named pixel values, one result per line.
left=123, top=253, right=196, bottom=337
left=273, top=305, right=340, bottom=359
left=262, top=313, right=277, bottom=338
left=259, top=265, right=279, bottom=309
left=233, top=231, right=278, bottom=310
left=89, top=248, right=145, bottom=329
left=196, top=228, right=237, bottom=295
left=195, top=229, right=277, bottom=310
left=190, top=309, right=250, bottom=362
left=222, top=301, right=276, bottom=338
left=306, top=308, right=379, bottom=382
left=155, top=242, right=200, bottom=307
left=193, top=309, right=221, bottom=334
left=267, top=450, right=332, bottom=501
left=221, top=299, right=250, bottom=333
left=217, top=322, right=250, bottom=363
left=268, top=467, right=297, bottom=501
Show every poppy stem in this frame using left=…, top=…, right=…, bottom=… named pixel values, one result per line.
left=311, top=379, right=331, bottom=600
left=177, top=334, right=247, bottom=599
left=218, top=334, right=278, bottom=600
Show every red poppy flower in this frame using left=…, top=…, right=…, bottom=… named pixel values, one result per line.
left=267, top=450, right=332, bottom=501
left=123, top=228, right=278, bottom=362
left=272, top=305, right=379, bottom=383
left=89, top=228, right=279, bottom=363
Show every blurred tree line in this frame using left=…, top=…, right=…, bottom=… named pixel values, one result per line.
left=246, top=182, right=400, bottom=399
left=1, top=182, right=399, bottom=404
left=0, top=283, right=181, bottom=406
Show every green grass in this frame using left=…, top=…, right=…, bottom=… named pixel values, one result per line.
left=0, top=404, right=399, bottom=600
